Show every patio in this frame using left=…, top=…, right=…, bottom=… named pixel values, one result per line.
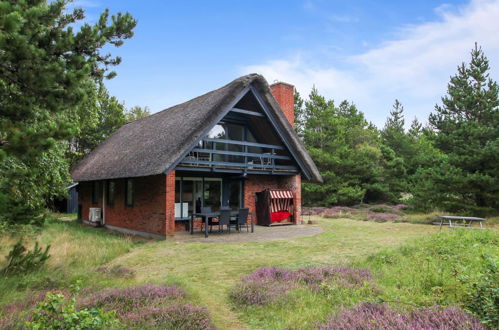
left=170, top=224, right=323, bottom=243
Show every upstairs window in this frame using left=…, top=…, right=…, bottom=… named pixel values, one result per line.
left=207, top=124, right=226, bottom=139
left=125, top=179, right=134, bottom=207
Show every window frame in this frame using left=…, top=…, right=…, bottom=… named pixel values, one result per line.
left=107, top=180, right=115, bottom=206
left=125, top=179, right=134, bottom=207
left=91, top=181, right=100, bottom=205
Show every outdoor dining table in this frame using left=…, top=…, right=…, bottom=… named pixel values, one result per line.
left=190, top=210, right=254, bottom=238
left=437, top=215, right=486, bottom=229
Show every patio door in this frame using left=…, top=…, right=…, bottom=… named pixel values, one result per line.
left=222, top=178, right=243, bottom=211
left=203, top=178, right=222, bottom=211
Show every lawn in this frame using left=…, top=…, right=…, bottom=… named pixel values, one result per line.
left=0, top=215, right=497, bottom=329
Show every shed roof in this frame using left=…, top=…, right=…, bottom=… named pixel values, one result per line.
left=71, top=74, right=322, bottom=183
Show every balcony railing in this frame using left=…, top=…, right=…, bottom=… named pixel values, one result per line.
left=176, top=138, right=298, bottom=174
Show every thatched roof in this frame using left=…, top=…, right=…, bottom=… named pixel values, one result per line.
left=71, top=74, right=322, bottom=183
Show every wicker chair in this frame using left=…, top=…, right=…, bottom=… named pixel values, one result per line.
left=230, top=208, right=249, bottom=232
left=218, top=209, right=232, bottom=233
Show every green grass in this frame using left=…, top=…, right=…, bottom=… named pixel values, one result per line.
left=1, top=215, right=497, bottom=329
left=76, top=217, right=440, bottom=328
left=0, top=218, right=140, bottom=306
left=359, top=229, right=498, bottom=306
left=230, top=229, right=498, bottom=329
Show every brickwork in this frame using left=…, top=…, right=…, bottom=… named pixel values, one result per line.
left=269, top=80, right=302, bottom=224
left=79, top=175, right=167, bottom=237
left=78, top=80, right=304, bottom=236
left=244, top=174, right=302, bottom=225
left=165, top=171, right=176, bottom=236
left=270, top=82, right=295, bottom=128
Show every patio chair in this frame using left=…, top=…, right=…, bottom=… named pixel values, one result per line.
left=230, top=208, right=249, bottom=232
left=218, top=209, right=232, bottom=233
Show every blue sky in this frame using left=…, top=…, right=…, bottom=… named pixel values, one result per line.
left=79, top=0, right=499, bottom=127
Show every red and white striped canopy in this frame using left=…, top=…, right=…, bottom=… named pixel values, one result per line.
left=269, top=190, right=293, bottom=199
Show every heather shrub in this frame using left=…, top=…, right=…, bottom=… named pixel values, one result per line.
left=230, top=280, right=296, bottom=306
left=24, top=282, right=118, bottom=329
left=318, top=303, right=484, bottom=330
left=394, top=203, right=409, bottom=211
left=231, top=266, right=375, bottom=306
left=79, top=285, right=217, bottom=329
left=125, top=304, right=215, bottom=329
left=79, top=284, right=185, bottom=314
left=0, top=289, right=73, bottom=328
left=368, top=213, right=402, bottom=222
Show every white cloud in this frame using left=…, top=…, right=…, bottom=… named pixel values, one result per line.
left=241, top=0, right=499, bottom=127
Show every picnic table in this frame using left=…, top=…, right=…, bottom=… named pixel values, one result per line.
left=190, top=210, right=254, bottom=238
left=437, top=215, right=486, bottom=229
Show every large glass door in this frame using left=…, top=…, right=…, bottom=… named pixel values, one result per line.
left=229, top=180, right=242, bottom=211
left=222, top=178, right=243, bottom=211
left=175, top=177, right=203, bottom=218
left=176, top=177, right=241, bottom=219
left=203, top=178, right=222, bottom=211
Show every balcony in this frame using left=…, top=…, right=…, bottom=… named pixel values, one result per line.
left=176, top=138, right=298, bottom=175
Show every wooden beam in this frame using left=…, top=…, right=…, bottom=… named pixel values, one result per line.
left=230, top=107, right=265, bottom=117
left=203, top=138, right=284, bottom=150
left=179, top=159, right=298, bottom=170
left=190, top=148, right=291, bottom=160
left=175, top=166, right=298, bottom=175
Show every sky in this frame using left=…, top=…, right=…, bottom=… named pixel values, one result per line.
left=78, top=0, right=499, bottom=127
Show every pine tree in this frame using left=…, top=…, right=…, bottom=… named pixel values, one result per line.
left=383, top=99, right=405, bottom=132
left=0, top=1, right=136, bottom=224
left=426, top=44, right=499, bottom=213
left=300, top=88, right=384, bottom=206
left=294, top=90, right=306, bottom=136
left=381, top=100, right=409, bottom=157
left=408, top=117, right=423, bottom=137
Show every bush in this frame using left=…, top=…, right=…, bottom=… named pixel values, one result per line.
left=362, top=230, right=498, bottom=324
left=24, top=282, right=117, bottom=329
left=368, top=213, right=403, bottom=222
left=230, top=280, right=296, bottom=306
left=79, top=284, right=217, bottom=328
left=2, top=240, right=50, bottom=276
left=464, top=254, right=499, bottom=328
left=231, top=266, right=374, bottom=306
left=79, top=284, right=185, bottom=314
left=318, top=303, right=484, bottom=330
left=125, top=304, right=216, bottom=329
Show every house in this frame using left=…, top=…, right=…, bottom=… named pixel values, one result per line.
left=52, top=183, right=79, bottom=214
left=71, top=74, right=322, bottom=238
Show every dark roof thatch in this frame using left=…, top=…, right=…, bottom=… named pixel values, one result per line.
left=71, top=74, right=322, bottom=183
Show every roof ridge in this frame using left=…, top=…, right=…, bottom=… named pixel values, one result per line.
left=124, top=73, right=263, bottom=126
left=71, top=73, right=322, bottom=183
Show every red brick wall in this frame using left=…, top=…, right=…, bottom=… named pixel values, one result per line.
left=244, top=174, right=302, bottom=225
left=78, top=171, right=302, bottom=236
left=270, top=82, right=295, bottom=128
left=165, top=171, right=175, bottom=236
left=79, top=175, right=168, bottom=237
left=79, top=181, right=102, bottom=222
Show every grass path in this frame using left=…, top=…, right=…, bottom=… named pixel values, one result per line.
left=109, top=217, right=439, bottom=329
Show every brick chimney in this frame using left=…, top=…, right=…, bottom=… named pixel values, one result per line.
left=270, top=81, right=295, bottom=127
